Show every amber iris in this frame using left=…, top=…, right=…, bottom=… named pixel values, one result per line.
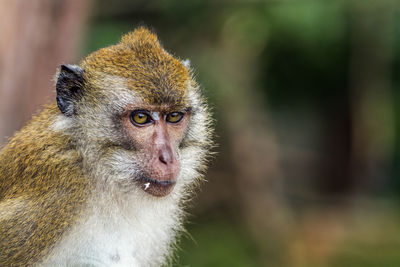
left=131, top=111, right=151, bottom=125
left=166, top=112, right=183, bottom=123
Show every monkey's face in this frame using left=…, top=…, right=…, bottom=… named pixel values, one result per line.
left=55, top=28, right=212, bottom=198
left=119, top=106, right=191, bottom=197
left=55, top=69, right=209, bottom=198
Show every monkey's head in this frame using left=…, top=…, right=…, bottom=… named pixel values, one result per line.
left=54, top=27, right=212, bottom=198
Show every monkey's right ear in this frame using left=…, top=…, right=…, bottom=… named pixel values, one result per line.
left=56, top=64, right=85, bottom=116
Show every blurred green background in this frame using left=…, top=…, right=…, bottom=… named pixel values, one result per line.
left=2, top=0, right=400, bottom=266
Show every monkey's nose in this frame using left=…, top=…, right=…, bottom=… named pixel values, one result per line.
left=158, top=147, right=174, bottom=165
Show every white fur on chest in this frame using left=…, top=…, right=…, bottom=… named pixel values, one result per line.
left=42, top=193, right=181, bottom=267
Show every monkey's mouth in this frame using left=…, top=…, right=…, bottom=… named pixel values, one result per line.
left=138, top=177, right=176, bottom=197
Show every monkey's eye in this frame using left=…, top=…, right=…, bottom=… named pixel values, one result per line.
left=166, top=112, right=184, bottom=123
left=130, top=111, right=152, bottom=125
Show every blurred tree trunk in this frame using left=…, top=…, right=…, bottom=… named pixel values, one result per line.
left=0, top=0, right=91, bottom=145
left=348, top=0, right=396, bottom=193
left=212, top=14, right=288, bottom=266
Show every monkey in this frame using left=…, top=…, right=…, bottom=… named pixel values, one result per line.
left=0, top=27, right=213, bottom=267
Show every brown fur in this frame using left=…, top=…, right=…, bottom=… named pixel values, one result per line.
left=81, top=27, right=189, bottom=107
left=0, top=106, right=91, bottom=266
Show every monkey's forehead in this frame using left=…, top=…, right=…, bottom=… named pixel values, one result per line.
left=81, top=28, right=190, bottom=106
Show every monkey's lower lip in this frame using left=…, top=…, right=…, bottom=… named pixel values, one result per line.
left=138, top=177, right=176, bottom=197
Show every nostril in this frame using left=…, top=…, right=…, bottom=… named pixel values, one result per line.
left=158, top=146, right=174, bottom=165
left=159, top=150, right=172, bottom=165
left=159, top=154, right=168, bottom=165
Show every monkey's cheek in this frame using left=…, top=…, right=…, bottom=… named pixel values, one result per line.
left=139, top=179, right=176, bottom=197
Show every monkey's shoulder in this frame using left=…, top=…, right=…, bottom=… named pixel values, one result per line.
left=0, top=107, right=91, bottom=266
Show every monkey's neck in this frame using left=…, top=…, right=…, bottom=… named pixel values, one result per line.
left=42, top=191, right=183, bottom=267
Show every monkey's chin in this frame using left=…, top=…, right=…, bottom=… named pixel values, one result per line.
left=138, top=177, right=176, bottom=197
